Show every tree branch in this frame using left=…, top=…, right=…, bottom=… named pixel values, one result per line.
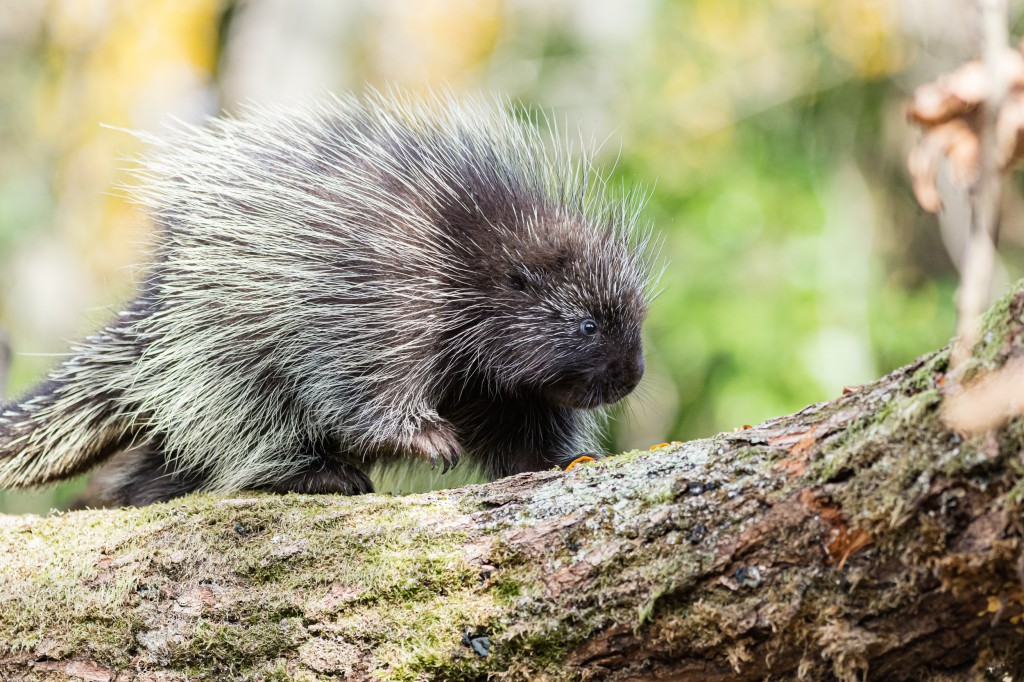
left=2, top=284, right=1024, bottom=681
left=954, top=0, right=1011, bottom=368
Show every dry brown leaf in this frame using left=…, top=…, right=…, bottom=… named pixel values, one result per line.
left=907, top=45, right=1024, bottom=212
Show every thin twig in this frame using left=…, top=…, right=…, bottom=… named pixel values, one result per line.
left=952, top=0, right=1010, bottom=368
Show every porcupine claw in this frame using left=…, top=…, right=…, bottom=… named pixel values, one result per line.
left=427, top=449, right=459, bottom=473
left=435, top=447, right=460, bottom=473
left=411, top=420, right=460, bottom=473
left=429, top=450, right=459, bottom=473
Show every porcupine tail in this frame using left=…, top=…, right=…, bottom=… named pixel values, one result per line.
left=0, top=299, right=149, bottom=489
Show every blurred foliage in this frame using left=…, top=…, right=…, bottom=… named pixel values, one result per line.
left=0, top=0, right=1012, bottom=512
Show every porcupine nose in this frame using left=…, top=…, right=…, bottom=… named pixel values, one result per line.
left=612, top=350, right=645, bottom=398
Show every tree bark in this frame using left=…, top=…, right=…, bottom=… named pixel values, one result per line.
left=3, top=290, right=1024, bottom=682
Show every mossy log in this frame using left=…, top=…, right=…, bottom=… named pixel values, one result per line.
left=3, top=290, right=1024, bottom=681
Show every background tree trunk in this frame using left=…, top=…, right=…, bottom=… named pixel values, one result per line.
left=3, top=288, right=1024, bottom=682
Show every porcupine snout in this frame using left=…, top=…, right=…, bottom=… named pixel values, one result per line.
left=608, top=349, right=645, bottom=401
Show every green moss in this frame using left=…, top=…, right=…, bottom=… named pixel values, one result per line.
left=637, top=584, right=668, bottom=626
left=596, top=447, right=655, bottom=467
left=971, top=288, right=1024, bottom=366
left=907, top=349, right=949, bottom=391
left=260, top=662, right=291, bottom=682
left=492, top=576, right=522, bottom=602
left=723, top=444, right=771, bottom=467
left=0, top=490, right=513, bottom=680
left=174, top=617, right=303, bottom=674
left=644, top=482, right=676, bottom=505
left=1007, top=478, right=1024, bottom=506
left=235, top=557, right=290, bottom=583
left=810, top=382, right=944, bottom=487
left=496, top=627, right=573, bottom=676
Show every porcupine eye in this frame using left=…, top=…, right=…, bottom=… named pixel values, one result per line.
left=579, top=319, right=598, bottom=336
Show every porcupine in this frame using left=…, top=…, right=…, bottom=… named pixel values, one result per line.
left=0, top=90, right=652, bottom=506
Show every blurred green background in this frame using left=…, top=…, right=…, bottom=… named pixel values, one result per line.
left=2, top=0, right=1021, bottom=513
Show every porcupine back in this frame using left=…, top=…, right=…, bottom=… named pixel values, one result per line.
left=0, top=90, right=652, bottom=503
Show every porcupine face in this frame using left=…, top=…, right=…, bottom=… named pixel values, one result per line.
left=480, top=216, right=649, bottom=410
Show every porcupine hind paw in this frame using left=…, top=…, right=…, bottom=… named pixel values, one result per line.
left=408, top=419, right=461, bottom=473
left=261, top=461, right=374, bottom=496
left=105, top=441, right=208, bottom=506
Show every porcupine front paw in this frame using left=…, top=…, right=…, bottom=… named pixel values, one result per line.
left=409, top=420, right=461, bottom=473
